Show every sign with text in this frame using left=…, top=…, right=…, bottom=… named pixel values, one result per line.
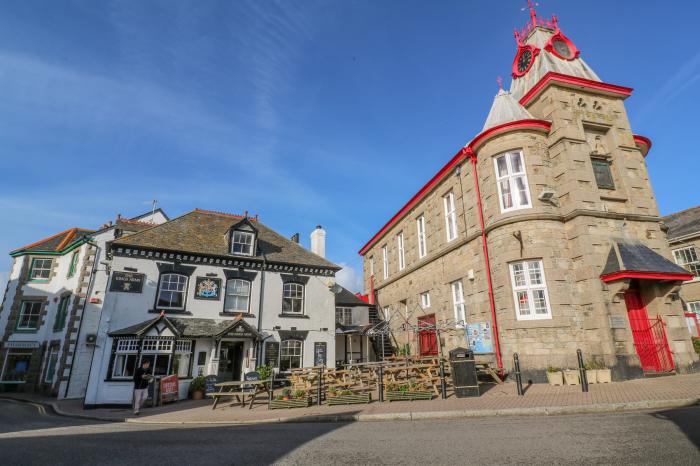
left=466, top=322, right=494, bottom=354
left=264, top=342, right=279, bottom=367
left=314, top=342, right=327, bottom=366
left=160, top=374, right=179, bottom=404
left=109, top=272, right=145, bottom=293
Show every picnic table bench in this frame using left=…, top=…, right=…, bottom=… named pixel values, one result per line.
left=208, top=379, right=271, bottom=410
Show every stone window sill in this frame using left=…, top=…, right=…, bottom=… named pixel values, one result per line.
left=278, top=314, right=310, bottom=319
left=219, top=312, right=255, bottom=318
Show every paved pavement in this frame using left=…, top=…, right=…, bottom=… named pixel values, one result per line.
left=0, top=398, right=698, bottom=465
left=15, top=372, right=699, bottom=424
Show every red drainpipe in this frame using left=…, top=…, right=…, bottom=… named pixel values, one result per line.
left=467, top=148, right=503, bottom=372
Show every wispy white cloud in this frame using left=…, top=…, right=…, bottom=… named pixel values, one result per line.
left=335, top=262, right=364, bottom=293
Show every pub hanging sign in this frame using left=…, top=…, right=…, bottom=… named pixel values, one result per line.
left=109, top=271, right=145, bottom=293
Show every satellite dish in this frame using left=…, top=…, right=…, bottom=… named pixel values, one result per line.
left=329, top=283, right=343, bottom=294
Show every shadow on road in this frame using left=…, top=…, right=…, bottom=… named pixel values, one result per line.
left=648, top=406, right=700, bottom=450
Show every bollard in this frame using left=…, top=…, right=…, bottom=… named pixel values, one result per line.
left=317, top=365, right=323, bottom=406
left=439, top=360, right=447, bottom=399
left=379, top=364, right=385, bottom=402
left=513, top=353, right=524, bottom=396
left=268, top=372, right=274, bottom=410
left=577, top=349, right=589, bottom=393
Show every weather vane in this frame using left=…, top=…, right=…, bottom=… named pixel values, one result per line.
left=496, top=76, right=503, bottom=90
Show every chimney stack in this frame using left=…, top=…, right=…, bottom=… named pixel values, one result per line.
left=310, top=225, right=326, bottom=258
left=290, top=233, right=300, bottom=244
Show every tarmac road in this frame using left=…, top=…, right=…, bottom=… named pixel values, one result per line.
left=1, top=399, right=698, bottom=465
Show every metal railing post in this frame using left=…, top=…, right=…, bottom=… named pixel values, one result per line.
left=577, top=349, right=588, bottom=393
left=378, top=364, right=384, bottom=402
left=268, top=372, right=274, bottom=410
left=513, top=353, right=523, bottom=396
left=317, top=365, right=323, bottom=406
left=439, top=360, right=447, bottom=399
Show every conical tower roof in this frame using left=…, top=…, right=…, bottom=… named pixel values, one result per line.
left=482, top=88, right=534, bottom=131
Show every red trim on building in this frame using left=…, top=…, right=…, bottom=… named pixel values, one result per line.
left=600, top=270, right=694, bottom=283
left=358, top=119, right=551, bottom=255
left=511, top=45, right=540, bottom=78
left=685, top=312, right=700, bottom=337
left=519, top=72, right=633, bottom=107
left=194, top=208, right=258, bottom=221
left=633, top=134, right=652, bottom=155
left=543, top=30, right=580, bottom=61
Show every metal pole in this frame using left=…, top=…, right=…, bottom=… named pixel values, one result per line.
left=317, top=365, right=323, bottom=406
left=378, top=364, right=384, bottom=402
left=268, top=371, right=274, bottom=410
left=513, top=353, right=523, bottom=396
left=577, top=349, right=588, bottom=393
left=439, top=360, right=447, bottom=399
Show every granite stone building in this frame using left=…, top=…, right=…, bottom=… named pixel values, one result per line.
left=359, top=7, right=699, bottom=380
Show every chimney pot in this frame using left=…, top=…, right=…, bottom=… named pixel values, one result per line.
left=310, top=226, right=326, bottom=258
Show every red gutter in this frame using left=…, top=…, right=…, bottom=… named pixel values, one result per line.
left=519, top=72, right=633, bottom=107
left=467, top=147, right=503, bottom=372
left=633, top=134, right=652, bottom=157
left=600, top=270, right=694, bottom=283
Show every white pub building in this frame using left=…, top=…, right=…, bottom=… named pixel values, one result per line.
left=84, top=209, right=340, bottom=407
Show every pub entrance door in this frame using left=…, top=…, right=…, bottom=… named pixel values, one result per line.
left=624, top=290, right=675, bottom=373
left=218, top=341, right=244, bottom=381
left=418, top=314, right=438, bottom=356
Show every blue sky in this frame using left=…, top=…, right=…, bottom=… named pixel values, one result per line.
left=1, top=0, right=699, bottom=291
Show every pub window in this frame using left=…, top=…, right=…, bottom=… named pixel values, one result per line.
left=335, top=307, right=352, bottom=326
left=494, top=150, right=531, bottom=212
left=280, top=339, right=303, bottom=372
left=591, top=158, right=615, bottom=190
left=138, top=338, right=173, bottom=376
left=282, top=282, right=304, bottom=314
left=53, top=295, right=71, bottom=331
left=1, top=350, right=33, bottom=382
left=673, top=246, right=700, bottom=277
left=29, top=258, right=52, bottom=281
left=172, top=340, right=193, bottom=378
left=44, top=346, right=60, bottom=384
left=231, top=230, right=255, bottom=256
left=509, top=259, right=552, bottom=320
left=157, top=273, right=188, bottom=310
left=16, top=301, right=42, bottom=331
left=112, top=338, right=139, bottom=379
left=67, top=251, right=80, bottom=278
left=224, top=279, right=251, bottom=313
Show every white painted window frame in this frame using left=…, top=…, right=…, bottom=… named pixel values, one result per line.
left=443, top=191, right=458, bottom=242
left=382, top=245, right=389, bottom=280
left=673, top=246, right=700, bottom=279
left=509, top=259, right=552, bottom=321
left=417, top=215, right=427, bottom=259
left=494, top=150, right=531, bottom=213
left=397, top=232, right=405, bottom=271
left=451, top=280, right=466, bottom=327
left=231, top=230, right=255, bottom=256
left=420, top=292, right=431, bottom=309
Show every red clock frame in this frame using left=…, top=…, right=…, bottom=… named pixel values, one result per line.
left=544, top=30, right=580, bottom=61
left=511, top=44, right=540, bottom=78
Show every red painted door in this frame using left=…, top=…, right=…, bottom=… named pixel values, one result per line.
left=418, top=314, right=438, bottom=356
left=624, top=290, right=674, bottom=372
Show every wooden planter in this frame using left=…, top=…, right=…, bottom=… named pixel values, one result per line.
left=385, top=390, right=434, bottom=401
left=327, top=393, right=372, bottom=406
left=546, top=371, right=563, bottom=386
left=269, top=398, right=311, bottom=409
left=597, top=369, right=612, bottom=383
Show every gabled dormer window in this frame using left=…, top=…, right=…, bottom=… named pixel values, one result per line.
left=229, top=219, right=257, bottom=256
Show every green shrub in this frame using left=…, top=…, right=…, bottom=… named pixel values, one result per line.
left=189, top=376, right=206, bottom=393
left=693, top=337, right=700, bottom=356
left=293, top=390, right=307, bottom=399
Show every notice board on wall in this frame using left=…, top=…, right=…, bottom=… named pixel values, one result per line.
left=264, top=342, right=279, bottom=367
left=314, top=342, right=327, bottom=366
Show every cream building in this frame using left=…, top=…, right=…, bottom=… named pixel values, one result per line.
left=359, top=8, right=698, bottom=381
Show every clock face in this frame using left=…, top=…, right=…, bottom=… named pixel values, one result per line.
left=553, top=39, right=571, bottom=58
left=517, top=50, right=533, bottom=73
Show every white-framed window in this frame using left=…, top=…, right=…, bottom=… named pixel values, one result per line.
left=494, top=150, right=531, bottom=212
left=112, top=338, right=139, bottom=379
left=282, top=282, right=304, bottom=314
left=173, top=340, right=192, bottom=378
left=417, top=215, right=427, bottom=258
left=16, top=301, right=42, bottom=331
left=420, top=292, right=431, bottom=309
left=224, top=279, right=251, bottom=313
left=443, top=191, right=458, bottom=242
left=687, top=301, right=700, bottom=314
left=397, top=232, right=405, bottom=271
left=336, top=307, right=352, bottom=325
left=157, top=273, right=188, bottom=310
left=673, top=246, right=700, bottom=277
left=44, top=346, right=59, bottom=384
left=451, top=280, right=466, bottom=326
left=280, top=339, right=303, bottom=372
left=29, top=258, right=52, bottom=281
left=140, top=338, right=174, bottom=376
left=383, top=306, right=390, bottom=321
left=509, top=259, right=552, bottom=320
left=231, top=230, right=255, bottom=256
left=382, top=245, right=389, bottom=279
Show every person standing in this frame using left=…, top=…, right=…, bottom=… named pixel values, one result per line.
left=132, top=359, right=152, bottom=415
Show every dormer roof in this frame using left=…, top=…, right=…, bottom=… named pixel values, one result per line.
left=482, top=88, right=535, bottom=131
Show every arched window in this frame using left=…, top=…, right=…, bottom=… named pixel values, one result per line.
left=157, top=273, right=188, bottom=310
left=280, top=339, right=303, bottom=371
left=282, top=282, right=304, bottom=314
left=224, top=279, right=251, bottom=313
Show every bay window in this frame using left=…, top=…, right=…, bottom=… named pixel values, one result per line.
left=509, top=259, right=552, bottom=320
left=494, top=150, right=531, bottom=212
left=157, top=273, right=188, bottom=310
left=112, top=338, right=139, bottom=378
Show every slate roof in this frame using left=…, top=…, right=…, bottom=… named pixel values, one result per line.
left=662, top=205, right=700, bottom=241
left=601, top=240, right=690, bottom=276
left=482, top=88, right=535, bottom=131
left=109, top=316, right=262, bottom=339
left=111, top=209, right=340, bottom=270
left=335, top=285, right=370, bottom=307
left=11, top=228, right=94, bottom=256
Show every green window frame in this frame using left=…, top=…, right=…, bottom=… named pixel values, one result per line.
left=44, top=346, right=59, bottom=384
left=67, top=251, right=80, bottom=278
left=28, top=258, right=52, bottom=282
left=16, top=301, right=43, bottom=332
left=53, top=295, right=71, bottom=331
left=591, top=158, right=615, bottom=190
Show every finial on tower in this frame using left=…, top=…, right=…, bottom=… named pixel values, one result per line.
left=526, top=0, right=539, bottom=26
left=496, top=76, right=504, bottom=90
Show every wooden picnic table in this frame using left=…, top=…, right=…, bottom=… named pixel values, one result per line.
left=209, top=379, right=271, bottom=410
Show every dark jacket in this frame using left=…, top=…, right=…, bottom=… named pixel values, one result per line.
left=133, top=367, right=152, bottom=390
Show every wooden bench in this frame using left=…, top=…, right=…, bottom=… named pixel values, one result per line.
left=208, top=391, right=250, bottom=410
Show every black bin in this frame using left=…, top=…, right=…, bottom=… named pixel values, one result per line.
left=449, top=347, right=479, bottom=397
